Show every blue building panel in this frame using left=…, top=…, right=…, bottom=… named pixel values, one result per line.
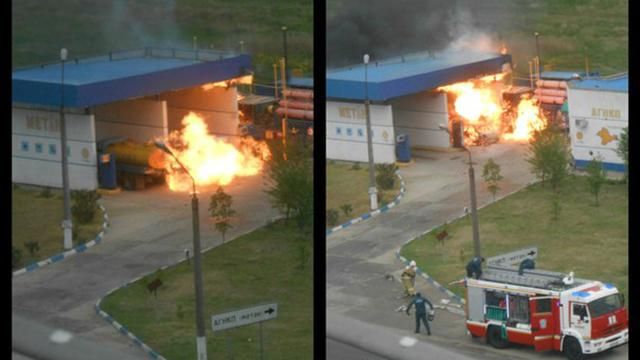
left=327, top=51, right=511, bottom=101
left=12, top=49, right=251, bottom=108
left=569, top=74, right=628, bottom=93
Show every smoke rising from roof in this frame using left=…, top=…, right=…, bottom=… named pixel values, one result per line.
left=102, top=0, right=186, bottom=49
left=327, top=0, right=502, bottom=68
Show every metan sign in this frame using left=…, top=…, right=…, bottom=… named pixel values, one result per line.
left=338, top=106, right=366, bottom=120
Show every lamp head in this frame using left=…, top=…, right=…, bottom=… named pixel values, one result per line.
left=60, top=48, right=68, bottom=61
left=363, top=54, right=370, bottom=65
left=154, top=140, right=173, bottom=155
left=282, top=26, right=287, bottom=32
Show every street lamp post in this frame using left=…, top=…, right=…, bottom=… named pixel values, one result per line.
left=154, top=141, right=207, bottom=360
left=281, top=26, right=288, bottom=81
left=534, top=32, right=540, bottom=58
left=364, top=54, right=378, bottom=210
left=439, top=125, right=481, bottom=257
left=60, top=48, right=73, bottom=250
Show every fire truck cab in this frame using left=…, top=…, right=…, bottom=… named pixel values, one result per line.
left=465, top=265, right=628, bottom=360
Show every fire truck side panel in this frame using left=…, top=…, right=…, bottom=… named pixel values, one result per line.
left=467, top=321, right=487, bottom=338
left=467, top=286, right=485, bottom=322
left=506, top=328, right=533, bottom=346
left=529, top=297, right=557, bottom=351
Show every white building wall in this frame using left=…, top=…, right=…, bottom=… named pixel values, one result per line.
left=390, top=91, right=450, bottom=149
left=326, top=101, right=396, bottom=163
left=567, top=88, right=627, bottom=167
left=93, top=98, right=168, bottom=143
left=162, top=86, right=239, bottom=136
left=12, top=107, right=98, bottom=190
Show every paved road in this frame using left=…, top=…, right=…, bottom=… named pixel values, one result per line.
left=327, top=338, right=389, bottom=360
left=326, top=143, right=628, bottom=360
left=12, top=174, right=279, bottom=358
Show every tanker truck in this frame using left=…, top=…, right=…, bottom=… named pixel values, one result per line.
left=97, top=137, right=166, bottom=191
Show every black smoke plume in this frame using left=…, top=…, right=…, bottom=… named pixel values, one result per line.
left=327, top=0, right=496, bottom=68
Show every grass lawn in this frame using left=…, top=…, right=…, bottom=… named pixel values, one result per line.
left=326, top=161, right=401, bottom=226
left=100, top=220, right=313, bottom=359
left=12, top=0, right=313, bottom=82
left=506, top=0, right=628, bottom=77
left=12, top=186, right=104, bottom=269
left=401, top=175, right=628, bottom=301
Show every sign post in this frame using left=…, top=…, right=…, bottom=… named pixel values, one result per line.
left=487, top=247, right=538, bottom=267
left=212, top=303, right=278, bottom=359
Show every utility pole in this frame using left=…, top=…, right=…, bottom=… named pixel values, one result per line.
left=59, top=48, right=73, bottom=250
left=363, top=54, right=378, bottom=210
left=465, top=148, right=481, bottom=258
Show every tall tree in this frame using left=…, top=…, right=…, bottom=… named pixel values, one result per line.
left=209, top=187, right=236, bottom=243
left=586, top=156, right=607, bottom=206
left=264, top=137, right=313, bottom=232
left=527, top=128, right=571, bottom=192
left=482, top=158, right=503, bottom=201
left=616, top=127, right=628, bottom=181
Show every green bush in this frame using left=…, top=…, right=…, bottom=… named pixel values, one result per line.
left=376, top=163, right=398, bottom=190
left=340, top=204, right=353, bottom=218
left=24, top=241, right=40, bottom=257
left=326, top=209, right=339, bottom=226
left=71, top=190, right=101, bottom=224
left=351, top=162, right=361, bottom=170
left=12, top=246, right=22, bottom=270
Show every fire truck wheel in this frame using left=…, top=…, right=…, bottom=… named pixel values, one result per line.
left=486, top=326, right=510, bottom=349
left=563, top=337, right=585, bottom=360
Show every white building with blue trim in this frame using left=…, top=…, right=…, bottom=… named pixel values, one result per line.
left=566, top=74, right=628, bottom=172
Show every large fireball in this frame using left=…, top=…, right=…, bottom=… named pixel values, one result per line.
left=155, top=112, right=270, bottom=192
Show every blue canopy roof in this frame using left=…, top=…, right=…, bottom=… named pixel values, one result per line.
left=569, top=74, right=628, bottom=92
left=327, top=51, right=511, bottom=101
left=13, top=48, right=251, bottom=108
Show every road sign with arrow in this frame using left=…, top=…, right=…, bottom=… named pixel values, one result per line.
left=487, top=247, right=538, bottom=267
left=211, top=303, right=278, bottom=332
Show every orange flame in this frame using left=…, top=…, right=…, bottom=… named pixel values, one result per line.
left=438, top=73, right=547, bottom=145
left=502, top=96, right=547, bottom=141
left=201, top=74, right=254, bottom=91
left=159, top=112, right=270, bottom=192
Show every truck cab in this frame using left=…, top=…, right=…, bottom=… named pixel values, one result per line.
left=465, top=264, right=628, bottom=360
left=561, top=283, right=628, bottom=358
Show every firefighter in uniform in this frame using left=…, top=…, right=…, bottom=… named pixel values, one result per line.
left=406, top=292, right=434, bottom=335
left=401, top=261, right=417, bottom=297
left=466, top=256, right=485, bottom=279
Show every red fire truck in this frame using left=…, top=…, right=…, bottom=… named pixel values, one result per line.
left=465, top=263, right=628, bottom=360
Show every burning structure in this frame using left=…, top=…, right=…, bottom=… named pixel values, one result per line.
left=326, top=50, right=553, bottom=163
left=12, top=48, right=269, bottom=191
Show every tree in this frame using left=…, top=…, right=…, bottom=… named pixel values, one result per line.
left=209, top=187, right=236, bottom=243
left=616, top=127, right=628, bottom=181
left=264, top=137, right=313, bottom=232
left=586, top=156, right=607, bottom=206
left=375, top=163, right=398, bottom=190
left=71, top=190, right=101, bottom=224
left=527, top=128, right=571, bottom=192
left=482, top=158, right=503, bottom=201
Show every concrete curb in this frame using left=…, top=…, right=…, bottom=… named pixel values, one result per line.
left=12, top=204, right=110, bottom=277
left=396, top=180, right=539, bottom=306
left=95, top=292, right=166, bottom=360
left=326, top=172, right=406, bottom=236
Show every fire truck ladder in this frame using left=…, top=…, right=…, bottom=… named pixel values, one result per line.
left=482, top=265, right=578, bottom=291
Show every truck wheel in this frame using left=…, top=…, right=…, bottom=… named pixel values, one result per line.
left=487, top=326, right=509, bottom=349
left=563, top=337, right=584, bottom=360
